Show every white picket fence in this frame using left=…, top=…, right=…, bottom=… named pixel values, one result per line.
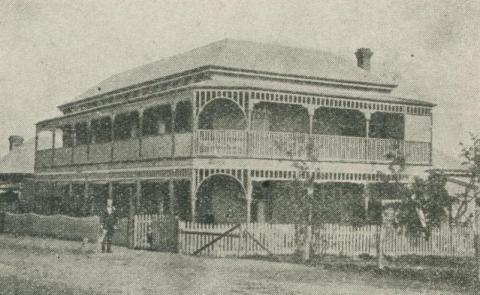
left=383, top=225, right=474, bottom=258
left=133, top=214, right=154, bottom=249
left=313, top=224, right=379, bottom=257
left=178, top=221, right=297, bottom=257
left=313, top=223, right=475, bottom=258
left=133, top=215, right=475, bottom=259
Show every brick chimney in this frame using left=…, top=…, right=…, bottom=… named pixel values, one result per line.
left=355, top=48, right=373, bottom=71
left=8, top=135, right=24, bottom=151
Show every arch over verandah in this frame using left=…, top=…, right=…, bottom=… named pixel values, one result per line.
left=196, top=98, right=247, bottom=130
left=194, top=174, right=248, bottom=224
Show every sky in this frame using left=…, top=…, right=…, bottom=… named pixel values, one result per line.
left=0, top=0, right=479, bottom=161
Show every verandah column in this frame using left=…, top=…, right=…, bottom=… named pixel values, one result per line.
left=138, top=109, right=144, bottom=158
left=51, top=128, right=56, bottom=166
left=306, top=106, right=316, bottom=135
left=246, top=170, right=252, bottom=223
left=171, top=103, right=176, bottom=158
left=190, top=169, right=197, bottom=222
left=361, top=110, right=373, bottom=161
left=246, top=101, right=256, bottom=156
left=363, top=183, right=371, bottom=219
left=83, top=182, right=89, bottom=215
left=169, top=179, right=175, bottom=215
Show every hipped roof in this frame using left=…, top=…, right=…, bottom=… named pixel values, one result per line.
left=70, top=39, right=396, bottom=104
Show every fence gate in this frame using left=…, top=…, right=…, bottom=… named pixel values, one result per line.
left=151, top=214, right=178, bottom=252
left=133, top=214, right=178, bottom=252
left=178, top=222, right=297, bottom=257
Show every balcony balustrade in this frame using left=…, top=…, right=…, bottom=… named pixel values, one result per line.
left=36, top=129, right=431, bottom=168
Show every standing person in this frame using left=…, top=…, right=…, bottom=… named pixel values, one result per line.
left=99, top=198, right=118, bottom=253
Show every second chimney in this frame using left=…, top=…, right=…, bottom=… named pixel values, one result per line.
left=9, top=135, right=24, bottom=151
left=355, top=48, right=373, bottom=71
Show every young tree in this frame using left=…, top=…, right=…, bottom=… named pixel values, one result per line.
left=456, top=133, right=480, bottom=220
left=379, top=143, right=454, bottom=236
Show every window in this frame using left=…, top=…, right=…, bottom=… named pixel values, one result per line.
left=113, top=111, right=139, bottom=140
left=142, top=105, right=172, bottom=136
left=62, top=125, right=74, bottom=148
left=174, top=101, right=193, bottom=133
left=75, top=122, right=89, bottom=145
left=91, top=117, right=112, bottom=143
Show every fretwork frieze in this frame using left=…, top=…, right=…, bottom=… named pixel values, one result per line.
left=195, top=89, right=431, bottom=116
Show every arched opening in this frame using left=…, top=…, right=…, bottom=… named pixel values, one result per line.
left=195, top=174, right=247, bottom=224
left=198, top=99, right=246, bottom=130
left=313, top=108, right=366, bottom=137
left=369, top=112, right=404, bottom=139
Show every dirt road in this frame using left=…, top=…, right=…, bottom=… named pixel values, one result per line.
left=0, top=234, right=474, bottom=294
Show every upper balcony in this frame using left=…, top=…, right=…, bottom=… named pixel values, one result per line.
left=35, top=89, right=432, bottom=170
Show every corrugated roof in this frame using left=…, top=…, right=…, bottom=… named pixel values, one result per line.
left=72, top=39, right=394, bottom=103
left=0, top=138, right=43, bottom=175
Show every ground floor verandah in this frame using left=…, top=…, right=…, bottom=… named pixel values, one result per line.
left=29, top=164, right=421, bottom=225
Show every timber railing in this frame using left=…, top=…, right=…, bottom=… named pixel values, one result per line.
left=36, top=129, right=431, bottom=168
left=196, top=130, right=431, bottom=164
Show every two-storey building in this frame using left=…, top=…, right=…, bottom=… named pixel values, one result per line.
left=33, top=39, right=434, bottom=224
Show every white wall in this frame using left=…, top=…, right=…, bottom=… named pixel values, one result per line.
left=405, top=114, right=431, bottom=142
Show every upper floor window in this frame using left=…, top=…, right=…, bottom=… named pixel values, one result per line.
left=75, top=122, right=89, bottom=145
left=174, top=101, right=193, bottom=133
left=113, top=111, right=139, bottom=140
left=91, top=117, right=112, bottom=143
left=142, top=105, right=172, bottom=136
left=62, top=125, right=74, bottom=148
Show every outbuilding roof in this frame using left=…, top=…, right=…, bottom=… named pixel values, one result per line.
left=72, top=39, right=396, bottom=103
left=0, top=138, right=40, bottom=175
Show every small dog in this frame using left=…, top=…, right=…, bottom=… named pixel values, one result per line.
left=77, top=237, right=96, bottom=255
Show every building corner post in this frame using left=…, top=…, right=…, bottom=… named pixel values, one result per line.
left=190, top=169, right=197, bottom=222
left=246, top=170, right=253, bottom=223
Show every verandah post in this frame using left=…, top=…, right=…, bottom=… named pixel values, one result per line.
left=246, top=171, right=252, bottom=223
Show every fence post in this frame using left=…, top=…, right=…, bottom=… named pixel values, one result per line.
left=237, top=224, right=243, bottom=257
left=173, top=216, right=180, bottom=253
left=376, top=223, right=385, bottom=269
left=302, top=224, right=312, bottom=262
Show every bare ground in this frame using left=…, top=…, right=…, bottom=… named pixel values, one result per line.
left=0, top=234, right=476, bottom=295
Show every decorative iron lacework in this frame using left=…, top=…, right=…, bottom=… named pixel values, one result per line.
left=37, top=167, right=408, bottom=184
left=248, top=169, right=407, bottom=182
left=191, top=167, right=409, bottom=194
left=194, top=89, right=431, bottom=116
left=194, top=89, right=250, bottom=117
left=193, top=168, right=249, bottom=194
